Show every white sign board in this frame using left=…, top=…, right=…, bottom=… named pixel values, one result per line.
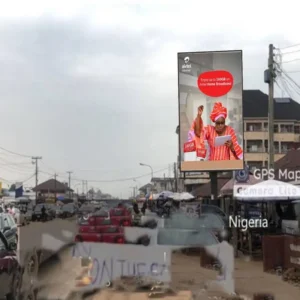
left=72, top=243, right=171, bottom=289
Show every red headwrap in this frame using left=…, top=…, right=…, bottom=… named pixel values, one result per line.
left=210, top=102, right=227, bottom=122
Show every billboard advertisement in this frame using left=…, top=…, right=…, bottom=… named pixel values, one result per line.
left=178, top=50, right=244, bottom=172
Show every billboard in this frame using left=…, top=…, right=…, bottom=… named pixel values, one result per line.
left=178, top=50, right=244, bottom=172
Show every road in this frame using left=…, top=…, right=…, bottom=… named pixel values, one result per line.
left=18, top=220, right=300, bottom=300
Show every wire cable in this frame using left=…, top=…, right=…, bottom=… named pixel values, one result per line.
left=0, top=146, right=33, bottom=158
left=279, top=43, right=300, bottom=50
left=70, top=167, right=169, bottom=183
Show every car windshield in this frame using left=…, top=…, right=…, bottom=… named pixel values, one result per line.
left=94, top=209, right=109, bottom=217
left=62, top=205, right=72, bottom=211
left=34, top=205, right=44, bottom=212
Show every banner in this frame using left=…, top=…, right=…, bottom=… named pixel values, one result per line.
left=15, top=182, right=23, bottom=198
left=178, top=50, right=244, bottom=172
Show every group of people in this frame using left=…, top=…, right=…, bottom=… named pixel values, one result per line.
left=187, top=102, right=243, bottom=161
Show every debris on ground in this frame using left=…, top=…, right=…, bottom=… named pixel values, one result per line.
left=282, top=268, right=300, bottom=287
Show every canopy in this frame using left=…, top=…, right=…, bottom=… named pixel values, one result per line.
left=235, top=179, right=300, bottom=201
left=220, top=175, right=262, bottom=196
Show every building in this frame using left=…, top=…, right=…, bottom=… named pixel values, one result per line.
left=32, top=179, right=73, bottom=202
left=244, top=90, right=300, bottom=170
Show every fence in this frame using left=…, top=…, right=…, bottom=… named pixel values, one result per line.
left=262, top=235, right=300, bottom=271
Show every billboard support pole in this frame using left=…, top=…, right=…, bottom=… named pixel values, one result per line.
left=210, top=172, right=218, bottom=203
left=268, top=44, right=275, bottom=170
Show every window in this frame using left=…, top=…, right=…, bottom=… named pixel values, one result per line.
left=111, top=209, right=123, bottom=216
left=295, top=126, right=300, bottom=134
left=105, top=227, right=118, bottom=233
left=6, top=215, right=15, bottom=227
left=280, top=124, right=293, bottom=133
left=247, top=140, right=263, bottom=152
left=100, top=219, right=111, bottom=225
left=246, top=123, right=262, bottom=132
left=95, top=210, right=108, bottom=217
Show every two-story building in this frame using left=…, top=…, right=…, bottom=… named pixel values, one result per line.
left=244, top=90, right=300, bottom=170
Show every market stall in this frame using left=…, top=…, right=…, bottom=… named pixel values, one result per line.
left=235, top=179, right=300, bottom=258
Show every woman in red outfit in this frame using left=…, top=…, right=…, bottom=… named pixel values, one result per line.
left=206, top=102, right=243, bottom=161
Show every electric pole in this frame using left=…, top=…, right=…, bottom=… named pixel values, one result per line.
left=32, top=156, right=42, bottom=201
left=67, top=171, right=73, bottom=199
left=82, top=180, right=84, bottom=195
left=173, top=162, right=178, bottom=192
left=268, top=44, right=275, bottom=170
left=54, top=173, right=57, bottom=202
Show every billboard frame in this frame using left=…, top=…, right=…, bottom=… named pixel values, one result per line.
left=177, top=50, right=244, bottom=173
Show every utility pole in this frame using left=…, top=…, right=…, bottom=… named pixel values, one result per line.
left=67, top=171, right=73, bottom=199
left=82, top=180, right=84, bottom=195
left=54, top=173, right=57, bottom=202
left=267, top=44, right=275, bottom=170
left=173, top=162, right=178, bottom=192
left=32, top=156, right=42, bottom=202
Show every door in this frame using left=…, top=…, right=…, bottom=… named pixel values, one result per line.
left=0, top=238, right=11, bottom=297
left=3, top=215, right=17, bottom=244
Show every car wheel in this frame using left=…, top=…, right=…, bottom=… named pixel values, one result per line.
left=22, top=250, right=39, bottom=290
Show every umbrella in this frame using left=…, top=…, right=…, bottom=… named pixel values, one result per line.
left=155, top=191, right=174, bottom=200
left=172, top=192, right=194, bottom=201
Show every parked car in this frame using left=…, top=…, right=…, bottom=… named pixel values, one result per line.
left=32, top=204, right=54, bottom=221
left=0, top=231, right=20, bottom=300
left=60, top=203, right=76, bottom=218
left=77, top=204, right=97, bottom=221
left=0, top=213, right=18, bottom=245
left=87, top=207, right=132, bottom=227
left=75, top=225, right=150, bottom=245
left=45, top=204, right=57, bottom=219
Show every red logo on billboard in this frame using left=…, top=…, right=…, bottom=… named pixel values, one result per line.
left=197, top=70, right=233, bottom=97
left=196, top=148, right=206, bottom=158
left=184, top=141, right=196, bottom=153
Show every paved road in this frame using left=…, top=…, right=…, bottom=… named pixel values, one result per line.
left=17, top=219, right=300, bottom=300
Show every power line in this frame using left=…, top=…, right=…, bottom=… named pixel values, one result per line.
left=0, top=173, right=36, bottom=184
left=279, top=43, right=300, bottom=50
left=281, top=58, right=300, bottom=64
left=71, top=167, right=169, bottom=183
left=0, top=146, right=33, bottom=158
left=278, top=49, right=300, bottom=55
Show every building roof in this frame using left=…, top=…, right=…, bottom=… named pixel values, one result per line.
left=275, top=149, right=300, bottom=171
left=32, top=179, right=73, bottom=193
left=243, top=90, right=300, bottom=120
left=138, top=183, right=153, bottom=191
left=191, top=178, right=230, bottom=197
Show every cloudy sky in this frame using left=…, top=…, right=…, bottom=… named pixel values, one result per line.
left=1, top=0, right=300, bottom=197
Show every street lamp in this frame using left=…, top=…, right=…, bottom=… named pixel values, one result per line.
left=139, top=163, right=153, bottom=179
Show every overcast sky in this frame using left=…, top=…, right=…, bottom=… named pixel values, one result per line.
left=1, top=0, right=300, bottom=197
